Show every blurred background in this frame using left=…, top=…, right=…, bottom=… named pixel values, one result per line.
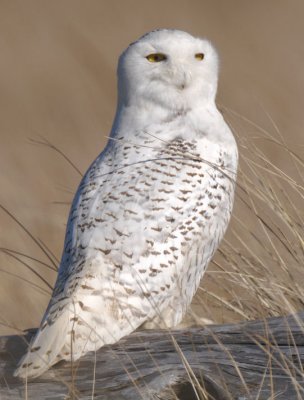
left=0, top=0, right=303, bottom=335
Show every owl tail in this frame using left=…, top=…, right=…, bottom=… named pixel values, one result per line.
left=14, top=310, right=70, bottom=379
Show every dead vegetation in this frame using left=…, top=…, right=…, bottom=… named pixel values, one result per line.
left=0, top=109, right=303, bottom=398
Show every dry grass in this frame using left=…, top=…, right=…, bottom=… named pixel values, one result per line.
left=0, top=109, right=303, bottom=399
left=184, top=109, right=304, bottom=328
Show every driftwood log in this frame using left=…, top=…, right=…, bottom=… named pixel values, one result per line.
left=0, top=312, right=303, bottom=399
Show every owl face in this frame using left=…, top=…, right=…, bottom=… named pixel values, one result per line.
left=117, top=30, right=219, bottom=110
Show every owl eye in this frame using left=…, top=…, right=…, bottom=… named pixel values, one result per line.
left=146, top=53, right=167, bottom=62
left=195, top=53, right=205, bottom=61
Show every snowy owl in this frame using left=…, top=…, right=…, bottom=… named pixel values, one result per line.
left=15, top=29, right=238, bottom=378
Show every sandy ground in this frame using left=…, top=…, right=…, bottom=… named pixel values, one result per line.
left=0, top=0, right=303, bottom=335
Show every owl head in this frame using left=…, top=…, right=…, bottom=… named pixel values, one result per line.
left=117, top=29, right=219, bottom=111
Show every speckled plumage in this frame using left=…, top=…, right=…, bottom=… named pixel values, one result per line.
left=15, top=29, right=238, bottom=378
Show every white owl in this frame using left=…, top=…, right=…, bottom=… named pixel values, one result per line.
left=15, top=29, right=238, bottom=378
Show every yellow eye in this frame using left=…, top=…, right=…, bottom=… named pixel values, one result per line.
left=195, top=53, right=205, bottom=61
left=146, top=53, right=167, bottom=62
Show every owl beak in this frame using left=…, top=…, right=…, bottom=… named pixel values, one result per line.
left=166, top=62, right=192, bottom=91
left=174, top=68, right=191, bottom=91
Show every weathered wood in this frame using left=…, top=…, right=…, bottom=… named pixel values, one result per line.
left=1, top=312, right=303, bottom=399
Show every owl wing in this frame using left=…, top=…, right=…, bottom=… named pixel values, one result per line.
left=15, top=137, right=221, bottom=378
